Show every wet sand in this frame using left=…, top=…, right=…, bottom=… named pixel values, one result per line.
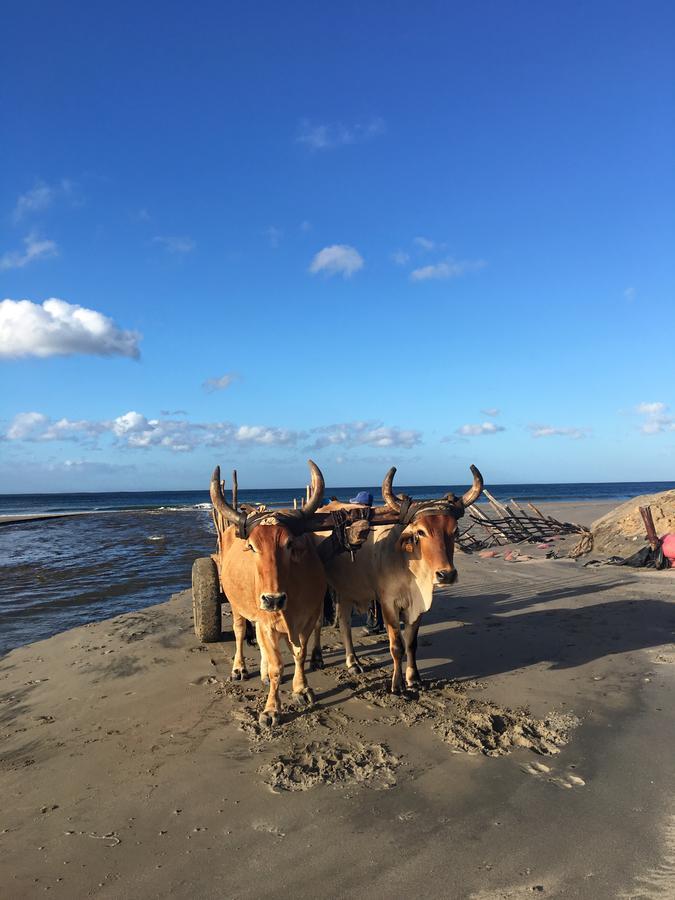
left=2, top=529, right=675, bottom=898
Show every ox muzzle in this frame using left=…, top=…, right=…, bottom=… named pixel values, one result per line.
left=260, top=592, right=287, bottom=612
left=434, top=568, right=458, bottom=586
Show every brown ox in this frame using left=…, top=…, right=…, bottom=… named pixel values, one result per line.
left=211, top=461, right=327, bottom=726
left=312, top=465, right=483, bottom=693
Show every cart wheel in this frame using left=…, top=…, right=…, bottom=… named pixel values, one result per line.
left=192, top=557, right=222, bottom=642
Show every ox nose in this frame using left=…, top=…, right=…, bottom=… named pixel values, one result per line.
left=435, top=569, right=457, bottom=585
left=260, top=592, right=287, bottom=612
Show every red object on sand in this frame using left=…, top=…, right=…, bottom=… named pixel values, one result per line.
left=661, top=533, right=675, bottom=562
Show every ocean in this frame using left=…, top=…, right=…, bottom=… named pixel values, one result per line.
left=2, top=480, right=674, bottom=517
left=1, top=481, right=673, bottom=657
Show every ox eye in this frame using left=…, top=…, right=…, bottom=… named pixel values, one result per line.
left=416, top=530, right=426, bottom=538
left=246, top=542, right=256, bottom=553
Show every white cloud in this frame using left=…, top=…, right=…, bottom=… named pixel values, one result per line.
left=6, top=412, right=49, bottom=440
left=0, top=233, right=58, bottom=270
left=391, top=250, right=410, bottom=265
left=153, top=235, right=195, bottom=254
left=203, top=373, right=239, bottom=393
left=527, top=424, right=589, bottom=439
left=635, top=401, right=675, bottom=434
left=311, top=422, right=421, bottom=450
left=6, top=411, right=104, bottom=443
left=410, top=258, right=486, bottom=282
left=413, top=236, right=436, bottom=251
left=481, top=408, right=500, bottom=417
left=455, top=422, right=505, bottom=436
left=309, top=244, right=364, bottom=279
left=4, top=411, right=421, bottom=455
left=0, top=298, right=141, bottom=359
left=297, top=118, right=385, bottom=151
left=235, top=425, right=300, bottom=446
left=636, top=401, right=666, bottom=416
left=12, top=179, right=75, bottom=223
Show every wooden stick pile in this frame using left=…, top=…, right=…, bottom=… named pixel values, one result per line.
left=458, top=489, right=589, bottom=551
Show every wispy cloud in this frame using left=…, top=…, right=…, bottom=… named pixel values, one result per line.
left=635, top=401, right=675, bottom=434
left=481, top=408, right=500, bottom=417
left=300, top=220, right=312, bottom=232
left=309, top=244, right=364, bottom=278
left=527, top=424, right=590, bottom=439
left=624, top=286, right=636, bottom=302
left=12, top=179, right=75, bottom=223
left=152, top=235, right=195, bottom=254
left=202, top=373, right=239, bottom=393
left=410, top=258, right=486, bottom=282
left=454, top=422, right=505, bottom=437
left=310, top=422, right=421, bottom=450
left=0, top=233, right=58, bottom=270
left=297, top=118, right=385, bottom=151
left=264, top=226, right=282, bottom=248
left=0, top=298, right=141, bottom=359
left=391, top=249, right=410, bottom=265
left=413, top=236, right=436, bottom=252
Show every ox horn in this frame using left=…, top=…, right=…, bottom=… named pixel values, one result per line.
left=460, top=464, right=484, bottom=508
left=210, top=466, right=247, bottom=530
left=301, top=459, right=325, bottom=517
left=382, top=466, right=403, bottom=513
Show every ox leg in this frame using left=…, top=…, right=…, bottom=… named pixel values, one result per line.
left=403, top=615, right=423, bottom=689
left=256, top=622, right=269, bottom=686
left=338, top=599, right=363, bottom=674
left=310, top=614, right=325, bottom=671
left=382, top=607, right=404, bottom=694
left=287, top=635, right=315, bottom=707
left=230, top=611, right=249, bottom=681
left=258, top=628, right=283, bottom=727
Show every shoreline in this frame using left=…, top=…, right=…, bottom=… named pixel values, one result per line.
left=1, top=554, right=674, bottom=896
left=0, top=498, right=616, bottom=528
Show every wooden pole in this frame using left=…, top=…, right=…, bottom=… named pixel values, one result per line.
left=232, top=470, right=238, bottom=509
left=639, top=506, right=660, bottom=550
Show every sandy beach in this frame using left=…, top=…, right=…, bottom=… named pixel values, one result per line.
left=2, top=500, right=675, bottom=898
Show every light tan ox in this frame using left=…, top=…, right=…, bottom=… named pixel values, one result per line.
left=312, top=465, right=483, bottom=694
left=211, top=461, right=327, bottom=727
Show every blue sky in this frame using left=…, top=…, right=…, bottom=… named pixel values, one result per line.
left=1, top=1, right=674, bottom=492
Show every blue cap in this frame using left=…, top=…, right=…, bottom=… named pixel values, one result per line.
left=349, top=491, right=373, bottom=506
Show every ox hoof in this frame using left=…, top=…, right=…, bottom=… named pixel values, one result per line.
left=292, top=688, right=315, bottom=708
left=258, top=710, right=280, bottom=728
left=230, top=668, right=249, bottom=682
left=347, top=661, right=364, bottom=675
left=406, top=675, right=425, bottom=690
left=390, top=683, right=404, bottom=695
left=261, top=675, right=270, bottom=687
left=310, top=651, right=325, bottom=671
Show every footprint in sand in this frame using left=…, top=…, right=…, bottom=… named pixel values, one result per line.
left=521, top=761, right=585, bottom=789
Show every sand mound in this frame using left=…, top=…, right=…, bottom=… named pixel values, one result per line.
left=260, top=739, right=400, bottom=792
left=572, top=489, right=675, bottom=558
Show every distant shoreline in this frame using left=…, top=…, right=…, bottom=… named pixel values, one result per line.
left=0, top=499, right=615, bottom=529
